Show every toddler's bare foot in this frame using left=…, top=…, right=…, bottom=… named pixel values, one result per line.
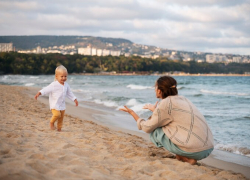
left=50, top=122, right=55, bottom=130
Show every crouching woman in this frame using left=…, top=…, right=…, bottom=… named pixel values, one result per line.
left=120, top=76, right=214, bottom=165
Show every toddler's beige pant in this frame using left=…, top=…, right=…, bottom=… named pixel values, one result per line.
left=50, top=109, right=65, bottom=130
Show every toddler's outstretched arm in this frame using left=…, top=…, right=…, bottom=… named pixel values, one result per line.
left=34, top=92, right=41, bottom=100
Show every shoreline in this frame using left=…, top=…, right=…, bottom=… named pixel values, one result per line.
left=2, top=73, right=249, bottom=77
left=1, top=84, right=250, bottom=179
left=74, top=73, right=250, bottom=76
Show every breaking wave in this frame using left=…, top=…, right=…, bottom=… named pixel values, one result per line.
left=215, top=144, right=250, bottom=157
left=93, top=99, right=118, bottom=108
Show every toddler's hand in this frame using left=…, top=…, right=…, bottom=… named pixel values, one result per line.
left=34, top=92, right=41, bottom=100
left=74, top=99, right=78, bottom=106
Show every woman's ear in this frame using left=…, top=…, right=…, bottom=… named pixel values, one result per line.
left=157, top=89, right=163, bottom=98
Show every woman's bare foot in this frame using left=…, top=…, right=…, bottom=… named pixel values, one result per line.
left=176, top=155, right=182, bottom=161
left=182, top=156, right=197, bottom=165
left=50, top=122, right=55, bottom=130
left=176, top=155, right=197, bottom=165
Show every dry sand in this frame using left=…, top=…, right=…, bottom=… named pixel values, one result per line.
left=0, top=84, right=248, bottom=180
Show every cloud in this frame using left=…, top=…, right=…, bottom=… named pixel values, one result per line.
left=155, top=0, right=248, bottom=7
left=0, top=0, right=250, bottom=55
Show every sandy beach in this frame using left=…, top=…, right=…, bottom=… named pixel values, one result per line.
left=0, top=84, right=249, bottom=180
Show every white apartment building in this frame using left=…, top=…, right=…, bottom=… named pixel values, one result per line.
left=206, top=54, right=215, bottom=63
left=78, top=47, right=121, bottom=57
left=162, top=52, right=170, bottom=57
left=217, top=55, right=227, bottom=62
left=152, top=55, right=160, bottom=59
left=197, top=59, right=205, bottom=63
left=110, top=50, right=121, bottom=56
left=78, top=47, right=92, bottom=55
left=243, top=57, right=250, bottom=63
left=0, top=43, right=13, bottom=52
left=91, top=48, right=97, bottom=56
left=155, top=48, right=161, bottom=52
left=206, top=54, right=228, bottom=63
left=36, top=46, right=42, bottom=53
left=102, top=49, right=110, bottom=56
left=232, top=56, right=242, bottom=63
left=97, top=49, right=103, bottom=56
left=171, top=51, right=177, bottom=55
left=107, top=43, right=113, bottom=47
left=124, top=53, right=130, bottom=57
left=181, top=53, right=192, bottom=61
left=18, top=50, right=37, bottom=54
left=169, top=54, right=181, bottom=60
left=47, top=50, right=61, bottom=53
left=140, top=54, right=151, bottom=58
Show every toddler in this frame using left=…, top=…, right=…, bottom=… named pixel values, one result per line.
left=35, top=65, right=78, bottom=131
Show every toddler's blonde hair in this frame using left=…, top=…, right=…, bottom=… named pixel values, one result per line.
left=54, top=65, right=68, bottom=81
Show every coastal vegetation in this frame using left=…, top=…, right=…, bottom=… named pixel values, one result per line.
left=0, top=52, right=249, bottom=75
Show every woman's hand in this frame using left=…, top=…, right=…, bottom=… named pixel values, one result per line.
left=119, top=106, right=134, bottom=114
left=119, top=106, right=140, bottom=121
left=143, top=101, right=158, bottom=112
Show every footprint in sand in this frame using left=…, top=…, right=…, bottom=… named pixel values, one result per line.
left=0, top=142, right=11, bottom=155
left=58, top=155, right=77, bottom=162
left=62, top=143, right=75, bottom=149
left=27, top=161, right=51, bottom=174
left=29, top=153, right=45, bottom=160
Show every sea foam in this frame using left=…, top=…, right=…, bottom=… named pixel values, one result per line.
left=125, top=99, right=149, bottom=116
left=25, top=83, right=35, bottom=86
left=127, top=84, right=153, bottom=90
left=201, top=89, right=250, bottom=96
left=215, top=144, right=250, bottom=157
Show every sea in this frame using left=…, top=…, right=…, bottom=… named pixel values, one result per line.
left=1, top=74, right=250, bottom=160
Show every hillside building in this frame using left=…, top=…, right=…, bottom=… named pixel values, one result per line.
left=78, top=47, right=121, bottom=57
left=232, top=56, right=242, bottom=63
left=110, top=50, right=121, bottom=56
left=78, top=47, right=92, bottom=55
left=91, top=48, right=97, bottom=56
left=97, top=49, right=103, bottom=56
left=206, top=54, right=228, bottom=63
left=0, top=43, right=13, bottom=52
left=243, top=57, right=250, bottom=63
left=124, top=53, right=130, bottom=57
left=102, top=49, right=110, bottom=56
left=36, top=46, right=42, bottom=53
left=47, top=50, right=61, bottom=53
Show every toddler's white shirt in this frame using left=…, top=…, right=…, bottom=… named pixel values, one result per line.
left=40, top=81, right=76, bottom=110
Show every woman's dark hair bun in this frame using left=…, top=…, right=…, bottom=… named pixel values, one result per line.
left=156, top=76, right=178, bottom=98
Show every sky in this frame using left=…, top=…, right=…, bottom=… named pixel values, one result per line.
left=0, top=0, right=250, bottom=55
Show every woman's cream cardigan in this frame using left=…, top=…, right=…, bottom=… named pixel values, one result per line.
left=137, top=95, right=214, bottom=152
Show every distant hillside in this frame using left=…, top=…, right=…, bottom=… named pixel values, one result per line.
left=0, top=35, right=133, bottom=50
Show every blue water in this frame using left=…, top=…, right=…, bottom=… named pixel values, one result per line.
left=1, top=75, right=250, bottom=157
